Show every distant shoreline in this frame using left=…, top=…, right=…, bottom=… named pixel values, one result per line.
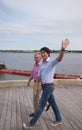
left=0, top=50, right=82, bottom=53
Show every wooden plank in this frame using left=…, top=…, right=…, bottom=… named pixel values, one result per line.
left=4, top=88, right=12, bottom=130
left=0, top=88, right=9, bottom=130
left=0, top=88, right=5, bottom=119
left=0, top=85, right=82, bottom=130
left=16, top=87, right=22, bottom=130
left=10, top=88, right=16, bottom=130
left=24, top=86, right=41, bottom=130
left=54, top=86, right=82, bottom=130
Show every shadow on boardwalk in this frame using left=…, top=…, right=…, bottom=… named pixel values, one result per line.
left=0, top=85, right=82, bottom=130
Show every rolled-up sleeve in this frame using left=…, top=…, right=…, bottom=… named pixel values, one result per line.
left=52, top=58, right=59, bottom=66
left=38, top=68, right=41, bottom=78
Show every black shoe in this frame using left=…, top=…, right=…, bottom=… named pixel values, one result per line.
left=45, top=104, right=50, bottom=112
left=29, top=112, right=35, bottom=117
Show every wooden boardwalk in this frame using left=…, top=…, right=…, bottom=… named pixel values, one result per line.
left=0, top=85, right=82, bottom=130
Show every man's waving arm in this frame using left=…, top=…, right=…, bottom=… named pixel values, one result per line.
left=56, top=39, right=70, bottom=62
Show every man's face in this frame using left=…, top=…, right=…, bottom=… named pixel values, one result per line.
left=41, top=50, right=49, bottom=61
left=34, top=54, right=41, bottom=63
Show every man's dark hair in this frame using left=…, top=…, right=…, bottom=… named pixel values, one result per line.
left=40, top=47, right=51, bottom=56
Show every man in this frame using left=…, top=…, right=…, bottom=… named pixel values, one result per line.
left=27, top=52, right=42, bottom=117
left=23, top=39, right=70, bottom=129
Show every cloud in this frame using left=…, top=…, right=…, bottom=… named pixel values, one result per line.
left=0, top=0, right=82, bottom=50
left=0, top=19, right=82, bottom=39
left=1, top=0, right=82, bottom=19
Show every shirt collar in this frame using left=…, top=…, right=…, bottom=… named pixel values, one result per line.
left=43, top=57, right=50, bottom=62
left=36, top=61, right=41, bottom=66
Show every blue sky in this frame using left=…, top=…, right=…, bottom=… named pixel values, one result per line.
left=0, top=0, right=82, bottom=50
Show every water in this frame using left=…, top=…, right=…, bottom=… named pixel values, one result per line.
left=0, top=52, right=82, bottom=80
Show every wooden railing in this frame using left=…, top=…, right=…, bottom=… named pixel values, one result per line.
left=0, top=79, right=82, bottom=87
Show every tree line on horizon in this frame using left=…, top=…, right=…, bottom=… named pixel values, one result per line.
left=0, top=50, right=82, bottom=53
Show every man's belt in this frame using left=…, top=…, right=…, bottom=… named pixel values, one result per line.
left=41, top=83, right=54, bottom=87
